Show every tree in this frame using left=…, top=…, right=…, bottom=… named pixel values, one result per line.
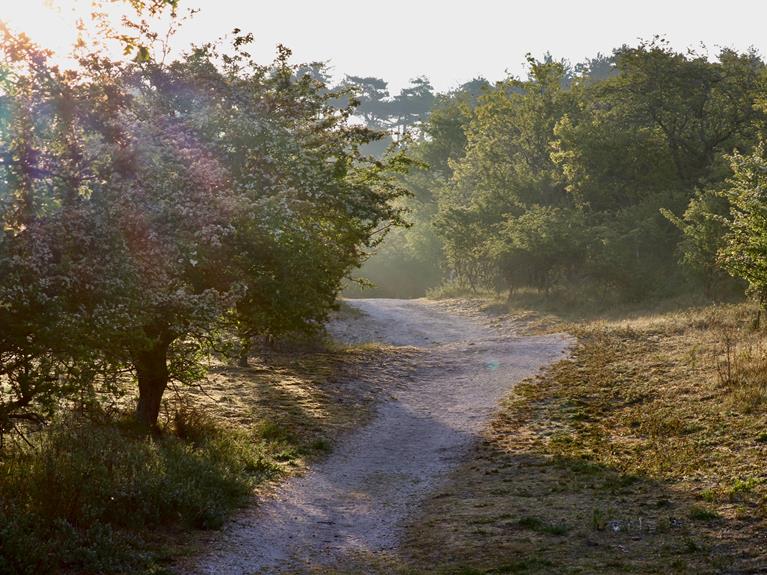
left=345, top=77, right=489, bottom=298
left=0, top=29, right=406, bottom=429
left=388, top=76, right=436, bottom=137
left=493, top=206, right=587, bottom=296
left=718, top=144, right=767, bottom=314
left=662, top=187, right=736, bottom=297
left=425, top=42, right=765, bottom=300
left=341, top=75, right=391, bottom=129
left=612, top=39, right=764, bottom=187
left=435, top=56, right=575, bottom=290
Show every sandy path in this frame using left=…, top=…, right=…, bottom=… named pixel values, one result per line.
left=191, top=298, right=570, bottom=574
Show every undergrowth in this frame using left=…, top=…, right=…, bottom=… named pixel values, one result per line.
left=0, top=410, right=285, bottom=575
left=0, top=338, right=406, bottom=574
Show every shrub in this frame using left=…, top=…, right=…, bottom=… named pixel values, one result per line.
left=0, top=415, right=280, bottom=574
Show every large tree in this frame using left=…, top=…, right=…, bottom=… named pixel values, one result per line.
left=0, top=29, right=406, bottom=428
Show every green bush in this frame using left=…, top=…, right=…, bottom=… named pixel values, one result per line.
left=0, top=415, right=280, bottom=574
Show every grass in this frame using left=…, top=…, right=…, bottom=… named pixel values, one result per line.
left=400, top=295, right=767, bottom=574
left=516, top=516, right=568, bottom=535
left=689, top=506, right=720, bottom=521
left=0, top=413, right=272, bottom=575
left=0, top=336, right=419, bottom=575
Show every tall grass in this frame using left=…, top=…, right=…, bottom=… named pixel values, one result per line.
left=715, top=326, right=767, bottom=411
left=0, top=411, right=283, bottom=574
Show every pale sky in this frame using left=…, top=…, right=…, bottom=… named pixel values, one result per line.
left=4, top=0, right=767, bottom=93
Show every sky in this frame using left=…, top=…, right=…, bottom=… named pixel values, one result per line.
left=4, top=0, right=767, bottom=93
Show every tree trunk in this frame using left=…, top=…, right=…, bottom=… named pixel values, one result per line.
left=133, top=338, right=171, bottom=429
left=506, top=278, right=515, bottom=305
left=238, top=336, right=251, bottom=368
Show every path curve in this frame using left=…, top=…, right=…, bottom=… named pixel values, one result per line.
left=191, top=298, right=570, bottom=574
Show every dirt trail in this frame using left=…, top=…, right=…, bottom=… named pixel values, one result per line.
left=191, top=298, right=570, bottom=574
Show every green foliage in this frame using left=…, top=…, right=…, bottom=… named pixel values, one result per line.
left=553, top=107, right=679, bottom=213
left=0, top=415, right=278, bottom=574
left=424, top=41, right=766, bottom=302
left=662, top=187, right=739, bottom=297
left=493, top=206, right=588, bottom=294
left=0, top=24, right=407, bottom=427
left=346, top=81, right=484, bottom=297
left=450, top=56, right=574, bottom=212
left=719, top=144, right=767, bottom=305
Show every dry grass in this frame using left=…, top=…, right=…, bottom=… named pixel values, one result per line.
left=164, top=344, right=417, bottom=464
left=401, top=300, right=767, bottom=574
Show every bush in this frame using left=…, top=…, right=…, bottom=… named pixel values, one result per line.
left=0, top=415, right=280, bottom=574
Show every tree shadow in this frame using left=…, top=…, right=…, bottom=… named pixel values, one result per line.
left=402, top=441, right=767, bottom=575
left=163, top=342, right=421, bottom=454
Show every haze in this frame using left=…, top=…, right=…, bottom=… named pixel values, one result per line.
left=163, top=0, right=767, bottom=90
left=5, top=0, right=767, bottom=91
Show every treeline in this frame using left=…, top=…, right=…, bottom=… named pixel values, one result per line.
left=355, top=39, right=767, bottom=305
left=0, top=21, right=406, bottom=430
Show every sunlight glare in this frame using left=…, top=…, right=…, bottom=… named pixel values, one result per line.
left=1, top=0, right=81, bottom=55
